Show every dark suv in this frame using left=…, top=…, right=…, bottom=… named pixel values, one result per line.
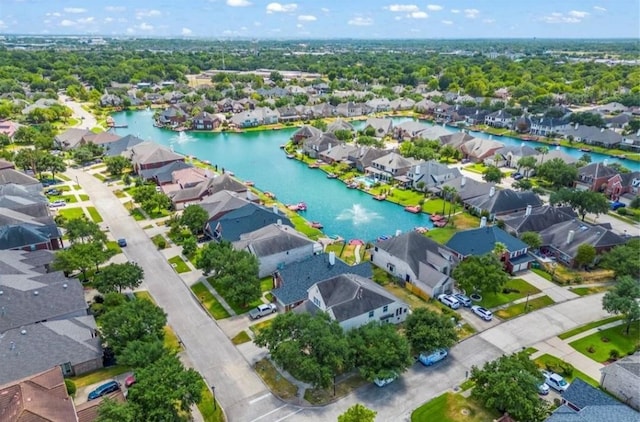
left=88, top=380, right=120, bottom=400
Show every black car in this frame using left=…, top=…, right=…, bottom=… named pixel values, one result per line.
left=117, top=238, right=127, bottom=247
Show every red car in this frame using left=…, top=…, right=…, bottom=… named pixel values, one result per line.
left=124, top=374, right=136, bottom=388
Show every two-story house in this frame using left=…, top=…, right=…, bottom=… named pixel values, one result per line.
left=366, top=152, right=418, bottom=186
left=575, top=162, right=620, bottom=192
left=484, top=110, right=514, bottom=128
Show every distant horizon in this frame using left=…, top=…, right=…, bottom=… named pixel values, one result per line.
left=1, top=0, right=638, bottom=39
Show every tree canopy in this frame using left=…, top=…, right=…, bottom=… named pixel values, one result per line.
left=181, top=204, right=209, bottom=236
left=338, top=404, right=377, bottom=422
left=94, top=262, right=144, bottom=293
left=452, top=254, right=510, bottom=295
left=602, top=276, right=640, bottom=335
left=404, top=308, right=458, bottom=354
left=549, top=188, right=609, bottom=221
left=599, top=239, right=640, bottom=278
left=536, top=158, right=579, bottom=188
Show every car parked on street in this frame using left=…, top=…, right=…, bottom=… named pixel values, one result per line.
left=542, top=371, right=569, bottom=393
left=49, top=200, right=66, bottom=208
left=610, top=201, right=626, bottom=210
left=45, top=189, right=61, bottom=196
left=373, top=373, right=398, bottom=387
left=538, top=381, right=550, bottom=395
left=471, top=305, right=493, bottom=321
left=418, top=349, right=448, bottom=366
left=249, top=303, right=276, bottom=320
left=117, top=238, right=127, bottom=247
left=453, top=293, right=472, bottom=307
left=88, top=380, right=120, bottom=400
left=438, top=294, right=460, bottom=310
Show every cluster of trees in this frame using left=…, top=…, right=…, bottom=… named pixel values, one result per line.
left=549, top=188, right=610, bottom=221
left=131, top=184, right=172, bottom=215
left=254, top=308, right=457, bottom=389
left=94, top=293, right=203, bottom=421
left=452, top=252, right=510, bottom=295
left=400, top=139, right=461, bottom=162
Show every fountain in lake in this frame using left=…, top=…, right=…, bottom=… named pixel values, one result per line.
left=336, top=204, right=383, bottom=225
left=171, top=131, right=194, bottom=144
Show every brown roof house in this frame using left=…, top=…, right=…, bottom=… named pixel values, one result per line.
left=170, top=172, right=248, bottom=210
left=124, top=141, right=185, bottom=174
left=366, top=151, right=419, bottom=186
left=575, top=161, right=620, bottom=192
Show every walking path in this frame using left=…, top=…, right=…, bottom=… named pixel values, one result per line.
left=518, top=271, right=580, bottom=303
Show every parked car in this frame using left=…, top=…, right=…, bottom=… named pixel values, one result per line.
left=453, top=293, right=472, bottom=307
left=40, top=178, right=58, bottom=187
left=45, top=189, right=61, bottom=196
left=543, top=371, right=570, bottom=393
left=248, top=303, right=277, bottom=320
left=437, top=294, right=460, bottom=310
left=512, top=172, right=524, bottom=180
left=117, top=238, right=127, bottom=247
left=49, top=200, right=66, bottom=208
left=373, top=373, right=398, bottom=387
left=610, top=201, right=626, bottom=210
left=88, top=380, right=120, bottom=400
left=471, top=305, right=493, bottom=321
left=538, top=381, right=550, bottom=395
left=418, top=349, right=448, bottom=366
left=124, top=373, right=136, bottom=388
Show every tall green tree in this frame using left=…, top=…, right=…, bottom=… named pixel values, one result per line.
left=536, top=158, right=578, bottom=188
left=104, top=155, right=130, bottom=176
left=99, top=299, right=167, bottom=354
left=181, top=204, right=209, bottom=235
left=483, top=165, right=503, bottom=183
left=94, top=262, right=144, bottom=293
left=602, top=276, right=640, bottom=335
left=520, top=232, right=542, bottom=250
left=452, top=254, right=509, bottom=295
left=574, top=244, right=596, bottom=269
left=338, top=404, right=377, bottom=422
left=404, top=308, right=458, bottom=354
left=52, top=241, right=107, bottom=280
left=470, top=352, right=550, bottom=422
left=117, top=339, right=166, bottom=368
left=599, top=239, right=640, bottom=278
left=96, top=399, right=138, bottom=422
left=516, top=156, right=537, bottom=177
left=64, top=217, right=106, bottom=244
left=549, top=188, right=609, bottom=221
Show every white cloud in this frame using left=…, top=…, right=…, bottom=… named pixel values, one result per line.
left=253, top=21, right=262, bottom=26
left=593, top=6, right=606, bottom=12
left=0, top=20, right=7, bottom=28
left=126, top=27, right=135, bottom=34
left=568, top=10, right=589, bottom=18
left=63, top=7, right=86, bottom=14
left=482, top=18, right=494, bottom=24
left=387, top=4, right=419, bottom=12
left=409, top=11, right=428, bottom=19
left=227, top=0, right=252, bottom=6
left=321, top=7, right=330, bottom=13
left=450, top=9, right=460, bottom=13
left=426, top=4, right=443, bottom=11
left=266, top=2, right=297, bottom=13
left=136, top=9, right=161, bottom=18
left=298, top=15, right=316, bottom=21
left=464, top=9, right=479, bottom=19
left=104, top=17, right=114, bottom=23
left=139, top=22, right=154, bottom=31
left=394, top=16, right=402, bottom=20
left=182, top=27, right=193, bottom=35
left=105, top=6, right=125, bottom=12
left=77, top=17, right=95, bottom=24
left=60, top=19, right=75, bottom=27
left=441, top=20, right=453, bottom=25
left=296, top=23, right=303, bottom=28
left=348, top=16, right=373, bottom=26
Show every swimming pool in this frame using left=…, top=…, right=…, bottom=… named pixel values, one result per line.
left=353, top=176, right=378, bottom=188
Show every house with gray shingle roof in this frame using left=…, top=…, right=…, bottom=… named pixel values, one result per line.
left=233, top=224, right=320, bottom=277
left=205, top=202, right=292, bottom=242
left=367, top=152, right=418, bottom=186
left=465, top=187, right=543, bottom=219
left=326, top=119, right=355, bottom=134
left=372, top=231, right=459, bottom=298
left=433, top=176, right=494, bottom=201
left=271, top=253, right=372, bottom=310
left=291, top=125, right=322, bottom=144
left=488, top=144, right=538, bottom=168
left=394, top=121, right=430, bottom=140
left=303, top=132, right=339, bottom=158
left=347, top=146, right=388, bottom=172
left=364, top=117, right=393, bottom=137
left=139, top=160, right=192, bottom=185
left=575, top=162, right=621, bottom=192
left=54, top=128, right=93, bottom=150
left=103, top=134, right=146, bottom=157
left=460, top=137, right=504, bottom=162
left=600, top=352, right=640, bottom=412
left=406, top=160, right=461, bottom=191
left=365, top=98, right=391, bottom=113
left=500, top=205, right=576, bottom=237
left=560, top=124, right=623, bottom=148
left=305, top=273, right=408, bottom=330
left=319, top=143, right=359, bottom=165
left=125, top=141, right=185, bottom=173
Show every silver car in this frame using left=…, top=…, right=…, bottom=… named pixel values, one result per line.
left=438, top=294, right=460, bottom=310
left=471, top=305, right=493, bottom=321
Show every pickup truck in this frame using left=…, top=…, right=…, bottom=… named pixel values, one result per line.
left=249, top=303, right=277, bottom=320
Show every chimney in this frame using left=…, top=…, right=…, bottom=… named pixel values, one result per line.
left=489, top=186, right=496, bottom=197
left=574, top=123, right=579, bottom=130
left=525, top=205, right=532, bottom=216
left=480, top=216, right=487, bottom=228
left=461, top=176, right=466, bottom=187
left=395, top=229, right=401, bottom=237
left=277, top=219, right=282, bottom=225
left=603, top=159, right=608, bottom=167
left=415, top=165, right=421, bottom=174
left=566, top=230, right=575, bottom=244
left=329, top=251, right=335, bottom=266
left=272, top=205, right=278, bottom=215
left=600, top=127, right=605, bottom=132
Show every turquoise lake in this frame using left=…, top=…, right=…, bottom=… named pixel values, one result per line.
left=112, top=110, right=637, bottom=242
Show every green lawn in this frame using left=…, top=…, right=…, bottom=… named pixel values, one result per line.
left=62, top=194, right=78, bottom=203
left=231, top=331, right=252, bottom=345
left=131, top=207, right=146, bottom=221
left=57, top=174, right=71, bottom=181
left=425, top=213, right=480, bottom=245
left=191, top=282, right=231, bottom=320
left=569, top=285, right=610, bottom=296
left=196, top=381, right=225, bottom=422
left=208, top=277, right=263, bottom=315
left=114, top=189, right=128, bottom=198
left=533, top=354, right=599, bottom=387
left=105, top=240, right=122, bottom=255
left=411, top=392, right=499, bottom=422
left=260, top=276, right=273, bottom=293
left=569, top=321, right=639, bottom=363
left=559, top=316, right=624, bottom=340
left=478, top=278, right=541, bottom=309
left=531, top=268, right=553, bottom=281
left=69, top=365, right=130, bottom=388
left=151, top=234, right=168, bottom=249
left=58, top=207, right=85, bottom=220
left=86, top=206, right=103, bottom=223
left=93, top=173, right=106, bottom=181
left=420, top=198, right=455, bottom=215
left=79, top=194, right=90, bottom=201
left=495, top=296, right=555, bottom=320
left=168, top=256, right=191, bottom=273
left=254, top=358, right=298, bottom=400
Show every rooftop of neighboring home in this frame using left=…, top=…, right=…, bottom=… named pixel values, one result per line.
left=446, top=225, right=528, bottom=256
left=560, top=124, right=623, bottom=146
left=364, top=117, right=393, bottom=136
left=534, top=149, right=579, bottom=165
left=326, top=119, right=355, bottom=133
left=103, top=134, right=146, bottom=157
left=435, top=176, right=494, bottom=200
left=210, top=202, right=293, bottom=242
left=539, top=219, right=626, bottom=257
left=466, top=188, right=543, bottom=215
left=0, top=168, right=42, bottom=187
left=139, top=160, right=192, bottom=184
left=0, top=209, right=60, bottom=250
left=292, top=125, right=322, bottom=139
left=82, top=131, right=121, bottom=145
left=124, top=141, right=185, bottom=166
left=200, top=190, right=254, bottom=221
left=500, top=205, right=577, bottom=234
left=495, top=144, right=538, bottom=157
left=578, top=162, right=620, bottom=180
left=233, top=223, right=318, bottom=258
left=272, top=253, right=372, bottom=307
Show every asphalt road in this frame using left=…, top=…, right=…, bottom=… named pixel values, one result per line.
left=59, top=95, right=98, bottom=129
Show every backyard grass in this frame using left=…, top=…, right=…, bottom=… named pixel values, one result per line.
left=168, top=256, right=191, bottom=273
left=531, top=268, right=553, bottom=281
left=69, top=365, right=130, bottom=388
left=463, top=163, right=487, bottom=174
left=325, top=242, right=364, bottom=265
left=260, top=276, right=273, bottom=293
left=304, top=373, right=367, bottom=405
left=569, top=321, right=639, bottom=363
left=254, top=358, right=298, bottom=400
left=534, top=354, right=599, bottom=387
left=383, top=188, right=425, bottom=207
left=58, top=207, right=85, bottom=220
left=191, top=282, right=231, bottom=320
left=79, top=194, right=90, bottom=201
left=411, top=392, right=499, bottom=422
left=86, top=206, right=103, bottom=223
left=208, top=277, right=263, bottom=315
left=288, top=213, right=323, bottom=239
left=558, top=316, right=624, bottom=340
left=372, top=266, right=395, bottom=285
left=424, top=212, right=481, bottom=244
left=105, top=240, right=122, bottom=255
left=569, top=285, right=610, bottom=296
left=495, top=296, right=555, bottom=320
left=478, top=278, right=541, bottom=309
left=231, top=331, right=252, bottom=345
left=420, top=197, right=456, bottom=215
left=197, top=381, right=225, bottom=422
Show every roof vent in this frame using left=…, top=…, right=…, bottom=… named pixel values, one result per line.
left=63, top=283, right=68, bottom=289
left=21, top=329, right=27, bottom=335
left=0, top=290, right=3, bottom=295
left=33, top=291, right=39, bottom=296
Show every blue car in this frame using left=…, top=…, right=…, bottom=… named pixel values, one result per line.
left=610, top=201, right=626, bottom=211
left=88, top=380, right=120, bottom=400
left=418, top=349, right=448, bottom=366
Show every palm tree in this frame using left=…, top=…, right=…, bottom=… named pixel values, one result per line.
left=441, top=185, right=457, bottom=215
left=535, top=146, right=549, bottom=166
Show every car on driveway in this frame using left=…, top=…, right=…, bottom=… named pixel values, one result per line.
left=373, top=373, right=398, bottom=387
left=88, top=380, right=120, bottom=400
left=49, top=200, right=66, bottom=208
left=543, top=371, right=569, bottom=393
left=249, top=303, right=276, bottom=320
left=418, top=349, right=448, bottom=366
left=538, top=381, right=550, bottom=395
left=471, top=305, right=493, bottom=321
left=124, top=373, right=136, bottom=388
left=453, top=293, right=472, bottom=307
left=512, top=172, right=524, bottom=180
left=438, top=294, right=460, bottom=310
left=610, top=201, right=626, bottom=210
left=117, top=238, right=127, bottom=247
left=45, top=189, right=61, bottom=196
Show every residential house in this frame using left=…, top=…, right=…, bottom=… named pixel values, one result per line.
left=303, top=132, right=339, bottom=158
left=414, top=98, right=436, bottom=114
left=139, top=160, right=192, bottom=186
left=277, top=106, right=300, bottom=122
left=157, top=105, right=187, bottom=128
left=605, top=113, right=632, bottom=129
left=192, top=111, right=222, bottom=130
left=0, top=207, right=63, bottom=251
left=171, top=166, right=209, bottom=189
left=465, top=187, right=543, bottom=220
left=0, top=367, right=79, bottom=421
left=600, top=352, right=640, bottom=411
left=460, top=137, right=504, bottom=162
left=433, top=176, right=494, bottom=201
left=484, top=110, right=514, bottom=128
left=389, top=98, right=416, bottom=111
left=415, top=125, right=451, bottom=141
left=394, top=121, right=430, bottom=141
left=291, top=125, right=322, bottom=144
left=335, top=102, right=364, bottom=118
left=163, top=91, right=185, bottom=104
left=605, top=171, right=640, bottom=201
left=620, top=131, right=640, bottom=152
left=205, top=202, right=292, bottom=242
left=364, top=118, right=393, bottom=137
left=0, top=120, right=22, bottom=139
left=21, top=98, right=57, bottom=115
left=319, top=143, right=359, bottom=165
left=271, top=253, right=372, bottom=311
left=446, top=225, right=533, bottom=273
left=575, top=162, right=620, bottom=192
left=233, top=223, right=320, bottom=278
left=230, top=109, right=261, bottom=128
left=326, top=119, right=355, bottom=134
left=534, top=149, right=578, bottom=167
left=465, top=109, right=491, bottom=126
left=371, top=231, right=459, bottom=298
left=54, top=128, right=93, bottom=150
left=0, top=250, right=102, bottom=383
left=433, top=102, right=452, bottom=121
left=561, top=124, right=623, bottom=148
left=0, top=159, right=14, bottom=170
left=100, top=91, right=122, bottom=107
left=545, top=378, right=639, bottom=421
left=365, top=98, right=391, bottom=113
left=124, top=141, right=185, bottom=174
left=347, top=146, right=389, bottom=172
left=76, top=389, right=126, bottom=422
left=258, top=106, right=280, bottom=125
left=367, top=152, right=418, bottom=186
left=171, top=173, right=248, bottom=210
left=500, top=205, right=577, bottom=237
left=538, top=219, right=626, bottom=267
left=439, top=132, right=475, bottom=150
left=596, top=102, right=629, bottom=114
left=513, top=115, right=532, bottom=133
left=305, top=273, right=408, bottom=330
left=488, top=144, right=538, bottom=168
left=103, top=134, right=146, bottom=157
left=0, top=168, right=43, bottom=194
left=530, top=117, right=570, bottom=136
left=311, top=103, right=335, bottom=118
left=81, top=131, right=121, bottom=147
left=406, top=160, right=461, bottom=191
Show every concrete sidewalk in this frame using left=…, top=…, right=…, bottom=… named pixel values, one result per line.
left=530, top=337, right=604, bottom=381
left=519, top=270, right=580, bottom=303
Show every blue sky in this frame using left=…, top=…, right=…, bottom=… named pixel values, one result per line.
left=1, top=0, right=638, bottom=38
